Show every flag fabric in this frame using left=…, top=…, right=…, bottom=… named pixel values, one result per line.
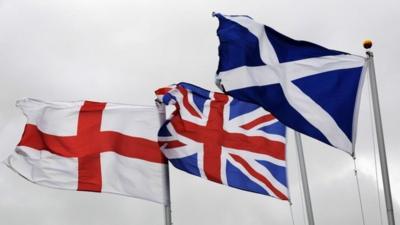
left=156, top=83, right=288, bottom=200
left=5, top=98, right=168, bottom=204
left=214, top=13, right=367, bottom=154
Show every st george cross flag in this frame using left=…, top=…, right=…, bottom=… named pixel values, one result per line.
left=5, top=98, right=168, bottom=204
left=156, top=83, right=288, bottom=200
left=214, top=13, right=367, bottom=154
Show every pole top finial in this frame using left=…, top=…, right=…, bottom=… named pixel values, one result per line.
left=363, top=39, right=373, bottom=49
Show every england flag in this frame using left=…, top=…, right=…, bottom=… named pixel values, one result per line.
left=5, top=98, right=168, bottom=204
left=156, top=83, right=288, bottom=200
left=214, top=13, right=367, bottom=154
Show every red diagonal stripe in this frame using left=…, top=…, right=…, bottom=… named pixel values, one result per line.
left=222, top=132, right=285, bottom=160
left=177, top=86, right=202, bottom=118
left=168, top=116, right=205, bottom=143
left=240, top=114, right=275, bottom=130
left=229, top=154, right=288, bottom=200
left=155, top=87, right=173, bottom=96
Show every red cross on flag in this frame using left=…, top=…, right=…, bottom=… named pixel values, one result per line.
left=5, top=98, right=168, bottom=204
left=157, top=83, right=287, bottom=199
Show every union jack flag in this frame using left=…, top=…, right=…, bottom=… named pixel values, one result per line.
left=156, top=83, right=288, bottom=200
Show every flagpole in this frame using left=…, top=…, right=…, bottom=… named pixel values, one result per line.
left=157, top=101, right=173, bottom=225
left=364, top=40, right=395, bottom=225
left=294, top=131, right=315, bottom=225
left=164, top=164, right=172, bottom=225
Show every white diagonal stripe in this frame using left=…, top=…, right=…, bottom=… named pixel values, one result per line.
left=227, top=107, right=269, bottom=127
left=224, top=96, right=286, bottom=143
left=223, top=15, right=279, bottom=65
left=217, top=54, right=365, bottom=90
left=225, top=152, right=281, bottom=198
left=169, top=89, right=208, bottom=126
left=280, top=76, right=353, bottom=152
left=225, top=124, right=286, bottom=144
left=160, top=123, right=200, bottom=159
left=218, top=15, right=367, bottom=152
left=218, top=56, right=366, bottom=152
left=224, top=147, right=286, bottom=167
left=248, top=157, right=288, bottom=196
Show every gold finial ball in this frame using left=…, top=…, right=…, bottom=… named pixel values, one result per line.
left=363, top=40, right=373, bottom=49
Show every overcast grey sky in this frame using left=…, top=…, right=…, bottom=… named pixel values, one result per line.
left=0, top=0, right=399, bottom=225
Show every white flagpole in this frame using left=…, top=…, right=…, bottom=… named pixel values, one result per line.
left=157, top=101, right=173, bottom=225
left=364, top=40, right=395, bottom=225
left=294, top=131, right=315, bottom=225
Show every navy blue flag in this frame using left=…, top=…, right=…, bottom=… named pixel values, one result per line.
left=156, top=83, right=288, bottom=200
left=214, top=13, right=367, bottom=154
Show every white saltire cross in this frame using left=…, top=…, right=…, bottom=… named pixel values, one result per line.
left=216, top=15, right=367, bottom=153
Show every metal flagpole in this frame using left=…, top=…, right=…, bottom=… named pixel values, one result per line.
left=157, top=100, right=173, bottom=225
left=163, top=164, right=172, bottom=225
left=364, top=40, right=395, bottom=225
left=294, top=131, right=315, bottom=225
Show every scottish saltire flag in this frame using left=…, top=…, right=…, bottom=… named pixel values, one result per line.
left=156, top=83, right=288, bottom=200
left=214, top=13, right=367, bottom=154
left=5, top=98, right=168, bottom=204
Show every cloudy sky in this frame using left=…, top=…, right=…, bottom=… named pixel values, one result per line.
left=0, top=0, right=399, bottom=224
